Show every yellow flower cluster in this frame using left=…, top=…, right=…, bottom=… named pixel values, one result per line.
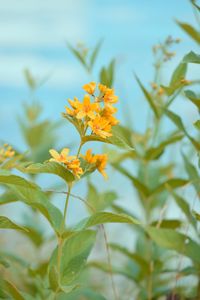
left=49, top=148, right=107, bottom=179
left=66, top=82, right=119, bottom=139
left=0, top=144, right=15, bottom=163
left=49, top=82, right=118, bottom=179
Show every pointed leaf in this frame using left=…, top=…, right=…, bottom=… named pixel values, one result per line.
left=22, top=161, right=75, bottom=183
left=0, top=216, right=28, bottom=233
left=135, top=75, right=159, bottom=118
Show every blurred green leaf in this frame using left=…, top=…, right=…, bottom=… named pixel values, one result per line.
left=49, top=265, right=59, bottom=292
left=147, top=227, right=200, bottom=264
left=145, top=132, right=183, bottom=160
left=11, top=185, right=62, bottom=234
left=0, top=171, right=38, bottom=190
left=150, top=178, right=188, bottom=197
left=194, top=120, right=200, bottom=130
left=183, top=51, right=200, bottom=64
left=109, top=243, right=150, bottom=274
left=185, top=90, right=200, bottom=110
left=150, top=219, right=182, bottom=229
left=24, top=68, right=36, bottom=90
left=165, top=109, right=200, bottom=151
left=112, top=163, right=150, bottom=199
left=0, top=216, right=28, bottom=233
left=172, top=192, right=197, bottom=229
left=100, top=59, right=115, bottom=87
left=135, top=74, right=159, bottom=118
left=170, top=62, right=187, bottom=86
left=67, top=42, right=87, bottom=70
left=3, top=280, right=25, bottom=300
left=87, top=182, right=117, bottom=213
left=193, top=210, right=200, bottom=221
left=90, top=39, right=103, bottom=70
left=182, top=153, right=200, bottom=195
left=176, top=21, right=200, bottom=45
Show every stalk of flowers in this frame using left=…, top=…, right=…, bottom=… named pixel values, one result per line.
left=49, top=82, right=119, bottom=180
left=0, top=144, right=15, bottom=164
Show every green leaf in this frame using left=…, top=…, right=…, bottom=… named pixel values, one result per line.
left=194, top=120, right=200, bottom=130
left=0, top=216, right=28, bottom=233
left=172, top=192, right=196, bottom=229
left=0, top=172, right=38, bottom=190
left=150, top=178, right=188, bottom=197
left=135, top=74, right=159, bottom=118
left=182, top=153, right=200, bottom=195
left=67, top=43, right=87, bottom=70
left=49, top=266, right=59, bottom=292
left=183, top=51, right=200, bottom=64
left=87, top=182, right=117, bottom=213
left=176, top=21, right=200, bottom=45
left=90, top=39, right=103, bottom=70
left=22, top=161, right=75, bottom=183
left=99, top=59, right=115, bottom=87
left=150, top=219, right=182, bottom=229
left=9, top=185, right=63, bottom=234
left=65, top=288, right=107, bottom=300
left=163, top=62, right=187, bottom=96
left=60, top=230, right=96, bottom=285
left=165, top=109, right=200, bottom=151
left=24, top=68, right=36, bottom=90
left=3, top=280, right=25, bottom=300
left=76, top=212, right=140, bottom=230
left=185, top=90, right=200, bottom=110
left=170, top=62, right=187, bottom=86
left=147, top=227, right=200, bottom=264
left=145, top=132, right=183, bottom=160
left=82, top=125, right=134, bottom=150
left=0, top=257, right=10, bottom=268
left=193, top=210, right=200, bottom=222
left=109, top=243, right=150, bottom=274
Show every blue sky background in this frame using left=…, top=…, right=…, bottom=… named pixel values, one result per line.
left=0, top=0, right=200, bottom=228
left=0, top=0, right=199, bottom=146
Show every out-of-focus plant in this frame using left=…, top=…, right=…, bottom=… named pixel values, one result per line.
left=79, top=4, right=200, bottom=300
left=67, top=41, right=116, bottom=87
left=18, top=69, right=61, bottom=163
left=0, top=82, right=139, bottom=299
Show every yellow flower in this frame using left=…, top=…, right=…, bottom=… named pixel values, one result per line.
left=95, top=154, right=108, bottom=179
left=83, top=149, right=96, bottom=164
left=98, top=83, right=108, bottom=94
left=101, top=106, right=119, bottom=126
left=49, top=148, right=75, bottom=164
left=82, top=82, right=96, bottom=95
left=49, top=148, right=83, bottom=178
left=65, top=97, right=80, bottom=117
left=83, top=150, right=108, bottom=179
left=88, top=116, right=112, bottom=139
left=0, top=144, right=15, bottom=163
left=75, top=94, right=99, bottom=120
left=66, top=158, right=83, bottom=178
left=103, top=88, right=118, bottom=105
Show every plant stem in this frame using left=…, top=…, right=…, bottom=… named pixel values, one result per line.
left=56, top=184, right=72, bottom=289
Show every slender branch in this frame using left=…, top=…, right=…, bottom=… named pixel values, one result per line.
left=101, top=225, right=118, bottom=300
